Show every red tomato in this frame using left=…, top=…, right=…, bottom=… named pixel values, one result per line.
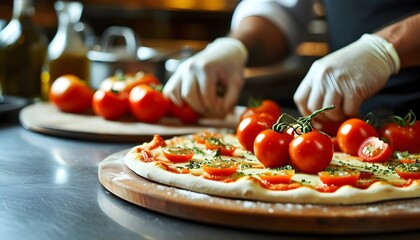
left=395, top=164, right=420, bottom=180
left=312, top=118, right=343, bottom=137
left=92, top=89, right=128, bottom=120
left=49, top=74, right=94, bottom=113
left=129, top=84, right=170, bottom=123
left=318, top=169, right=360, bottom=186
left=289, top=131, right=334, bottom=174
left=137, top=73, right=161, bottom=86
left=258, top=169, right=294, bottom=184
left=162, top=147, right=194, bottom=163
left=380, top=121, right=420, bottom=154
left=169, top=101, right=199, bottom=125
left=330, top=137, right=341, bottom=152
left=336, top=118, right=379, bottom=156
left=240, top=99, right=282, bottom=121
left=357, top=137, right=392, bottom=163
left=236, top=113, right=275, bottom=152
left=202, top=159, right=238, bottom=176
left=253, top=129, right=293, bottom=168
left=204, top=138, right=236, bottom=156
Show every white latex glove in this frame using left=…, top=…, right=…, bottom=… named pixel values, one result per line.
left=294, top=34, right=400, bottom=122
left=162, top=38, right=248, bottom=116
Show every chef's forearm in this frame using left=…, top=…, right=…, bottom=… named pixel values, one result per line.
left=228, top=16, right=289, bottom=67
left=376, top=13, right=420, bottom=69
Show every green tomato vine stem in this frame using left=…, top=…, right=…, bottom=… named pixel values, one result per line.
left=272, top=105, right=335, bottom=135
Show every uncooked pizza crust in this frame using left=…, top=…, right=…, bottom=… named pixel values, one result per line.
left=123, top=133, right=420, bottom=205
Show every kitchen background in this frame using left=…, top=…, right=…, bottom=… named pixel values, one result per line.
left=0, top=0, right=328, bottom=107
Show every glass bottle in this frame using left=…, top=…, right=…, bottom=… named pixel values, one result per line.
left=41, top=1, right=91, bottom=100
left=0, top=0, right=48, bottom=99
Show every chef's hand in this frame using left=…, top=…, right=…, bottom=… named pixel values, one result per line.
left=294, top=34, right=400, bottom=122
left=163, top=38, right=248, bottom=116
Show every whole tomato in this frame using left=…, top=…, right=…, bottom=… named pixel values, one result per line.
left=129, top=84, right=170, bottom=123
left=254, top=129, right=294, bottom=168
left=236, top=113, right=275, bottom=152
left=312, top=118, right=343, bottom=137
left=240, top=99, right=282, bottom=121
left=289, top=131, right=334, bottom=174
left=379, top=112, right=420, bottom=154
left=137, top=73, right=161, bottom=86
left=49, top=74, right=94, bottom=113
left=92, top=89, right=128, bottom=120
left=336, top=118, right=379, bottom=156
left=169, top=101, right=199, bottom=125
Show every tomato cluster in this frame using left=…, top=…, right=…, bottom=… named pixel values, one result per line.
left=329, top=112, right=420, bottom=182
left=237, top=104, right=334, bottom=174
left=48, top=72, right=199, bottom=124
left=236, top=103, right=420, bottom=186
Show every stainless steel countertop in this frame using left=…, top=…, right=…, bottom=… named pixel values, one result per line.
left=1, top=112, right=420, bottom=240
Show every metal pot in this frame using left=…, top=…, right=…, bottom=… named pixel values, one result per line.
left=88, top=26, right=189, bottom=89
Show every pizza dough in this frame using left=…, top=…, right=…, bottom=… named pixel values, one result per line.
left=123, top=132, right=420, bottom=205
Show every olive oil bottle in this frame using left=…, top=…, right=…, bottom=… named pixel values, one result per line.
left=0, top=0, right=47, bottom=99
left=41, top=1, right=91, bottom=100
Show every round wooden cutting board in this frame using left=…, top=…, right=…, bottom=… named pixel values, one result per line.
left=19, top=102, right=244, bottom=142
left=98, top=150, right=420, bottom=234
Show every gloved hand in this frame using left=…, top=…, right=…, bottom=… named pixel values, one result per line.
left=162, top=38, right=248, bottom=116
left=293, top=34, right=400, bottom=122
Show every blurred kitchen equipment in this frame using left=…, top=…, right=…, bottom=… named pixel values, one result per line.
left=0, top=0, right=47, bottom=100
left=42, top=1, right=93, bottom=100
left=88, top=26, right=194, bottom=89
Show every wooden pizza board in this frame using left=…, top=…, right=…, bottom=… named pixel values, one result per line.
left=19, top=102, right=245, bottom=142
left=98, top=150, right=420, bottom=234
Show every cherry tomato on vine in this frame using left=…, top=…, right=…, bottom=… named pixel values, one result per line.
left=253, top=129, right=294, bottom=168
left=318, top=169, right=360, bottom=186
left=202, top=159, right=238, bottom=176
left=236, top=113, right=275, bottom=152
left=129, top=84, right=170, bottom=123
left=312, top=118, right=343, bottom=137
left=240, top=99, right=282, bottom=121
left=49, top=74, right=94, bottom=113
left=379, top=112, right=420, bottom=154
left=395, top=163, right=420, bottom=180
left=92, top=89, right=128, bottom=120
left=162, top=147, right=194, bottom=163
left=169, top=101, right=199, bottom=125
left=357, top=137, right=392, bottom=163
left=289, top=131, right=334, bottom=174
left=336, top=118, right=379, bottom=156
left=136, top=74, right=161, bottom=86
left=330, top=137, right=341, bottom=152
